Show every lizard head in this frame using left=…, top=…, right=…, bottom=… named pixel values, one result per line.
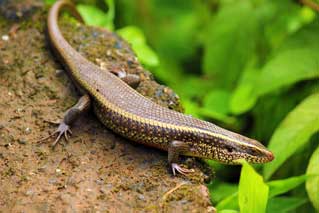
left=212, top=137, right=275, bottom=164
left=189, top=130, right=274, bottom=164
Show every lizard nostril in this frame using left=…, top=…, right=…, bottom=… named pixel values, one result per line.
left=268, top=152, right=274, bottom=161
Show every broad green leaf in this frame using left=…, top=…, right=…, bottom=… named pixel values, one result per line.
left=231, top=22, right=319, bottom=114
left=152, top=59, right=183, bottom=86
left=264, top=1, right=316, bottom=49
left=263, top=93, right=319, bottom=179
left=77, top=4, right=114, bottom=30
left=199, top=108, right=237, bottom=126
left=251, top=81, right=319, bottom=145
left=199, top=89, right=237, bottom=124
left=258, top=21, right=319, bottom=96
left=203, top=1, right=258, bottom=88
left=239, top=160, right=268, bottom=213
left=155, top=13, right=199, bottom=61
left=306, top=145, right=319, bottom=211
left=77, top=5, right=103, bottom=24
left=267, top=175, right=307, bottom=198
left=104, top=0, right=115, bottom=28
left=208, top=180, right=238, bottom=203
left=117, top=26, right=159, bottom=67
left=175, top=76, right=215, bottom=100
left=275, top=20, right=319, bottom=54
left=182, top=100, right=201, bottom=119
left=230, top=66, right=259, bottom=114
left=219, top=210, right=239, bottom=213
left=256, top=48, right=319, bottom=96
left=203, top=90, right=231, bottom=115
left=216, top=192, right=239, bottom=211
left=230, top=83, right=257, bottom=115
left=267, top=197, right=308, bottom=213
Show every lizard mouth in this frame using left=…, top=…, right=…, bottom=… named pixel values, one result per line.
left=252, top=150, right=274, bottom=163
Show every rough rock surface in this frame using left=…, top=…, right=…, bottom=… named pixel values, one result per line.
left=0, top=1, right=214, bottom=212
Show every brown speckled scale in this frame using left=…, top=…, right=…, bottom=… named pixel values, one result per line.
left=47, top=0, right=274, bottom=166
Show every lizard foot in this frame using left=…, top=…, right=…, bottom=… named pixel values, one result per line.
left=171, top=163, right=194, bottom=176
left=37, top=122, right=72, bottom=147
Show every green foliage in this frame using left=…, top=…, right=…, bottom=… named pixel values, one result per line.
left=219, top=210, right=239, bottom=213
left=117, top=26, right=159, bottom=67
left=230, top=66, right=259, bottom=115
left=306, top=145, right=319, bottom=211
left=238, top=161, right=269, bottom=213
left=231, top=21, right=319, bottom=114
left=264, top=93, right=319, bottom=179
left=44, top=0, right=56, bottom=5
left=267, top=197, right=308, bottom=213
left=216, top=192, right=238, bottom=211
left=208, top=180, right=237, bottom=204
left=64, top=0, right=319, bottom=211
left=267, top=175, right=307, bottom=198
left=203, top=1, right=259, bottom=89
left=77, top=0, right=114, bottom=30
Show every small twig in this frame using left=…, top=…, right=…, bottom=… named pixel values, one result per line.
left=300, top=0, right=319, bottom=12
left=161, top=182, right=188, bottom=202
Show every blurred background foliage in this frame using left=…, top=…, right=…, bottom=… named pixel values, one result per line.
left=46, top=0, right=319, bottom=212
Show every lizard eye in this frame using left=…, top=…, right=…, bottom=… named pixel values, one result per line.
left=226, top=146, right=233, bottom=153
left=248, top=149, right=260, bottom=156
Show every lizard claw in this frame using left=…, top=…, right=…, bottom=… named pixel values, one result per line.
left=37, top=122, right=71, bottom=147
left=51, top=122, right=71, bottom=147
left=171, top=163, right=194, bottom=176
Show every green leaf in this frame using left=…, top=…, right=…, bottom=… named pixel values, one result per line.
left=198, top=108, right=237, bottom=126
left=104, top=0, right=115, bottom=28
left=77, top=4, right=113, bottom=30
left=208, top=180, right=238, bottom=203
left=203, top=1, right=258, bottom=88
left=263, top=93, right=319, bottom=179
left=216, top=192, right=239, bottom=211
left=117, top=26, right=159, bottom=67
left=174, top=76, right=215, bottom=99
left=203, top=90, right=231, bottom=115
left=230, top=84, right=257, bottom=115
left=199, top=89, right=237, bottom=124
left=230, top=66, right=259, bottom=114
left=219, top=210, right=239, bottom=213
left=231, top=22, right=319, bottom=114
left=239, top=160, right=269, bottom=213
left=256, top=48, right=319, bottom=96
left=44, top=0, right=56, bottom=5
left=306, top=145, right=319, bottom=211
left=267, top=197, right=308, bottom=213
left=267, top=175, right=307, bottom=198
left=264, top=1, right=315, bottom=48
left=155, top=13, right=199, bottom=61
left=182, top=100, right=201, bottom=119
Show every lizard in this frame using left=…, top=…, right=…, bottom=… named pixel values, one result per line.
left=45, top=0, right=274, bottom=175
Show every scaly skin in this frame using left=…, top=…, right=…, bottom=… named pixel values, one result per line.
left=47, top=0, right=274, bottom=174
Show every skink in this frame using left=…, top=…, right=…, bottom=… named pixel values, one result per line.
left=46, top=0, right=274, bottom=175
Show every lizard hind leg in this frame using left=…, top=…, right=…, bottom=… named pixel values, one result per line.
left=110, top=70, right=140, bottom=88
left=168, top=140, right=195, bottom=176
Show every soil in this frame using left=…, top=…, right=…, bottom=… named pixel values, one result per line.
left=0, top=1, right=214, bottom=212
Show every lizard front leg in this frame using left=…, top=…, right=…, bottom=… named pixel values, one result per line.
left=40, top=94, right=91, bottom=147
left=168, top=141, right=195, bottom=176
